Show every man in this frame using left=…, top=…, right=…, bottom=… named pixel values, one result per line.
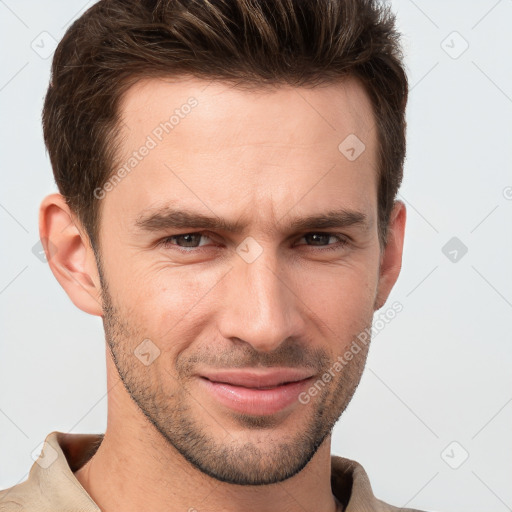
left=0, top=0, right=423, bottom=510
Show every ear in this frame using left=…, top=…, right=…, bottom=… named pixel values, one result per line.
left=39, top=193, right=103, bottom=316
left=374, top=200, right=406, bottom=310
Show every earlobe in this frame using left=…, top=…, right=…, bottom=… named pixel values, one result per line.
left=374, top=200, right=406, bottom=311
left=39, top=193, right=104, bottom=317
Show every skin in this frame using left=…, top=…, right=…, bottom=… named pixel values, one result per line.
left=40, top=75, right=406, bottom=512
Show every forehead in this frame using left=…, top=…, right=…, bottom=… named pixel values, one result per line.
left=118, top=75, right=376, bottom=153
left=103, top=75, right=378, bottom=234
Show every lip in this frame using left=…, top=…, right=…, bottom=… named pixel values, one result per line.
left=198, top=368, right=315, bottom=415
left=199, top=368, right=315, bottom=388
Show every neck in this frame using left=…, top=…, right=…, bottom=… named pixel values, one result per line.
left=74, top=356, right=341, bottom=512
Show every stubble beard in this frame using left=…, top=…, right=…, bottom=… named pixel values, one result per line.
left=98, top=264, right=371, bottom=486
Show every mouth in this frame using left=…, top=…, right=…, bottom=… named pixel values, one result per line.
left=199, top=368, right=315, bottom=387
left=197, top=368, right=315, bottom=415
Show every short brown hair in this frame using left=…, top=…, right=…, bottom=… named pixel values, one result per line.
left=42, top=0, right=408, bottom=250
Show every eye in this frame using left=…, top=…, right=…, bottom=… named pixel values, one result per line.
left=160, top=232, right=214, bottom=251
left=296, top=232, right=349, bottom=251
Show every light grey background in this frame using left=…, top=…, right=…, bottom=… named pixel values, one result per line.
left=1, top=1, right=511, bottom=510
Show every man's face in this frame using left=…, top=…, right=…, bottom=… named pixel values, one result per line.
left=97, top=76, right=382, bottom=484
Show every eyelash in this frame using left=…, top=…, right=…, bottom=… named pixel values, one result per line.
left=159, top=232, right=350, bottom=253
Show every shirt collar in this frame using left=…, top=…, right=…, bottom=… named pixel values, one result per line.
left=1, top=431, right=383, bottom=512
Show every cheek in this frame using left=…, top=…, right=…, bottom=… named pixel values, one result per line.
left=302, top=262, right=378, bottom=339
left=114, top=265, right=223, bottom=341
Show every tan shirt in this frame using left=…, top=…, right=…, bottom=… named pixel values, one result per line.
left=0, top=431, right=427, bottom=511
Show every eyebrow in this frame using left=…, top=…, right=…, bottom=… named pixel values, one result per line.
left=135, top=206, right=370, bottom=235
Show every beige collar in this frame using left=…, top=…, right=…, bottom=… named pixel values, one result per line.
left=0, top=431, right=390, bottom=512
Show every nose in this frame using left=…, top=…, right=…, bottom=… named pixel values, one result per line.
left=217, top=249, right=306, bottom=353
